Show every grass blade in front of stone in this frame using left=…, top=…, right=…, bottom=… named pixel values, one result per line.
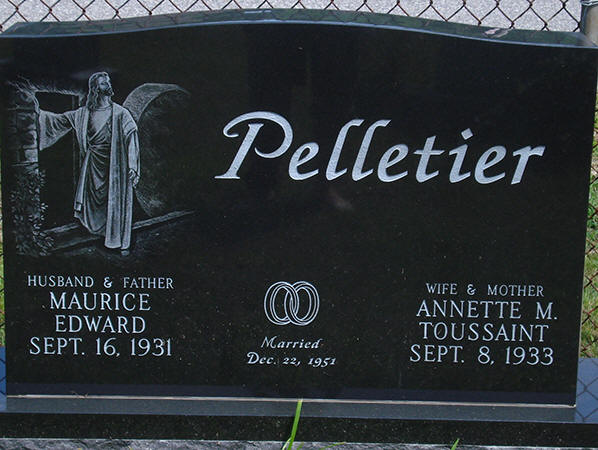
left=282, top=399, right=303, bottom=450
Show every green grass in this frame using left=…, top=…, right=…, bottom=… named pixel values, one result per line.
left=581, top=98, right=598, bottom=357
left=281, top=400, right=458, bottom=449
left=282, top=400, right=347, bottom=450
left=581, top=262, right=598, bottom=357
left=282, top=400, right=303, bottom=450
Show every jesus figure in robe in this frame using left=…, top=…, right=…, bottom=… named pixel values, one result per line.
left=38, top=72, right=140, bottom=255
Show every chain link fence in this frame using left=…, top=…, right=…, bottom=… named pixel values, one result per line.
left=0, top=1, right=596, bottom=418
left=582, top=99, right=598, bottom=359
left=0, top=0, right=583, bottom=32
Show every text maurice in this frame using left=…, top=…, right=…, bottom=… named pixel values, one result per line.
left=215, top=112, right=545, bottom=184
left=48, top=291, right=151, bottom=334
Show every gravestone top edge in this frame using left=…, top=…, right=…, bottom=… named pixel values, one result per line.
left=1, top=8, right=596, bottom=50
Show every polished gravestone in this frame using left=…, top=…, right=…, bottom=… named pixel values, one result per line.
left=0, top=9, right=597, bottom=445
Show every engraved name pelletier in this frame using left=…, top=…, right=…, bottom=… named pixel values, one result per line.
left=216, top=112, right=545, bottom=184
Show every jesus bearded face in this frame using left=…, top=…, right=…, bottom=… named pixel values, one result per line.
left=87, top=72, right=114, bottom=109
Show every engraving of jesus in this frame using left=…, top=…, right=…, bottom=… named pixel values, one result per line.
left=38, top=72, right=140, bottom=255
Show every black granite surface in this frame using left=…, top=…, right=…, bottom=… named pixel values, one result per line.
left=0, top=9, right=596, bottom=416
left=1, top=344, right=598, bottom=446
left=1, top=412, right=598, bottom=447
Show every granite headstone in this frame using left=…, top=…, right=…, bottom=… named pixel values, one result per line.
left=0, top=10, right=596, bottom=412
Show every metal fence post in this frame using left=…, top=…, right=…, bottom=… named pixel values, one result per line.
left=581, top=0, right=598, bottom=44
